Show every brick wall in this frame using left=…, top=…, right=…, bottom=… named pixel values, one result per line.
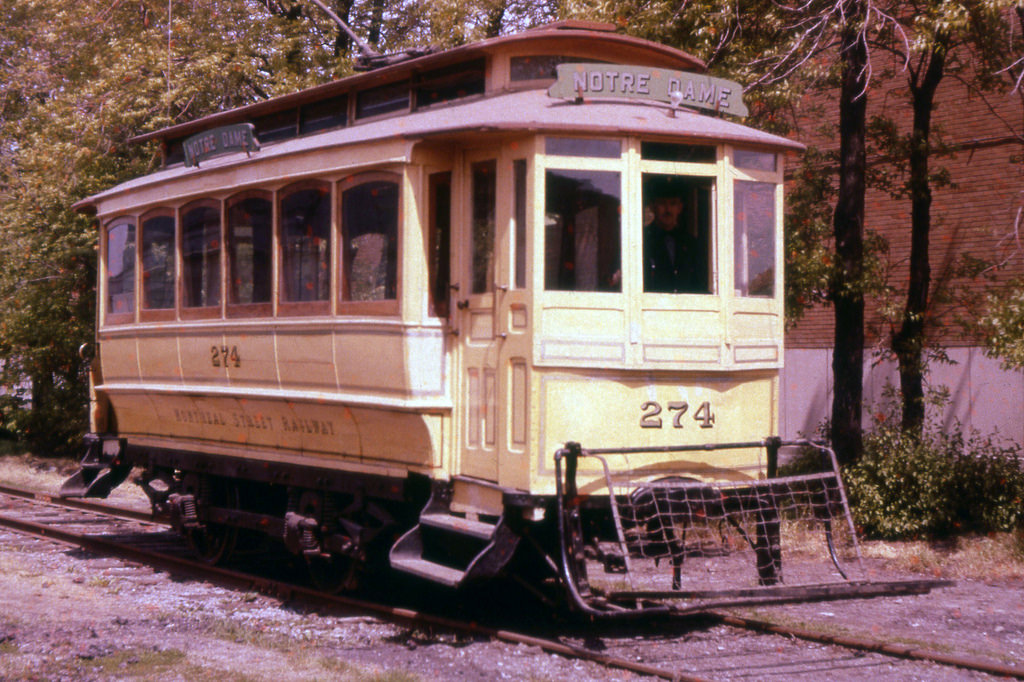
left=784, top=55, right=1024, bottom=350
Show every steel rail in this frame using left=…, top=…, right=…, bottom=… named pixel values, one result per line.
left=0, top=489, right=710, bottom=682
left=0, top=482, right=156, bottom=524
left=7, top=484, right=1016, bottom=681
left=707, top=610, right=1024, bottom=680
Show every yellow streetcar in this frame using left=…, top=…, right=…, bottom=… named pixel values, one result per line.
left=63, top=21, right=926, bottom=615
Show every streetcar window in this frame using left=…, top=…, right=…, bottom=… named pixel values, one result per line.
left=641, top=141, right=716, bottom=164
left=734, top=180, right=776, bottom=297
left=227, top=193, right=272, bottom=306
left=140, top=211, right=176, bottom=310
left=182, top=201, right=221, bottom=309
left=254, top=109, right=297, bottom=143
left=280, top=182, right=331, bottom=303
left=356, top=80, right=410, bottom=119
left=341, top=176, right=399, bottom=302
left=471, top=160, right=497, bottom=294
left=428, top=172, right=452, bottom=318
left=545, top=137, right=620, bottom=159
left=544, top=169, right=621, bottom=292
left=415, top=60, right=485, bottom=108
left=509, top=56, right=603, bottom=81
left=300, top=95, right=348, bottom=135
left=641, top=174, right=713, bottom=294
left=513, top=160, right=527, bottom=290
left=510, top=55, right=570, bottom=81
left=734, top=149, right=777, bottom=172
left=106, top=220, right=135, bottom=317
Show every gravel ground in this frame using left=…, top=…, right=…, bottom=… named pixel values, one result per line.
left=2, top=455, right=1023, bottom=681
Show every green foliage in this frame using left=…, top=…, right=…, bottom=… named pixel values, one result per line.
left=844, top=415, right=1024, bottom=539
left=978, top=276, right=1024, bottom=369
left=783, top=147, right=835, bottom=324
left=0, top=0, right=366, bottom=455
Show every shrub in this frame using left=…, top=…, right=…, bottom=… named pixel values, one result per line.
left=843, top=419, right=1024, bottom=539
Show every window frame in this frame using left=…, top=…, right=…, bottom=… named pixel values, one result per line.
left=637, top=143, right=721, bottom=300
left=226, top=190, right=275, bottom=319
left=103, top=217, right=137, bottom=326
left=727, top=146, right=784, bottom=303
left=540, top=137, right=627, bottom=298
left=277, top=180, right=333, bottom=317
left=138, top=207, right=177, bottom=322
left=337, top=171, right=401, bottom=316
left=179, top=198, right=223, bottom=320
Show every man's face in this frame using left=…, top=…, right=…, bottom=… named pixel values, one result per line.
left=652, top=196, right=683, bottom=231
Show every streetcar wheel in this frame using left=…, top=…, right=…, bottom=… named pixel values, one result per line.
left=306, top=554, right=360, bottom=593
left=187, top=523, right=238, bottom=565
left=181, top=473, right=239, bottom=565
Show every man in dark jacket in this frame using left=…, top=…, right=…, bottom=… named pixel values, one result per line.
left=643, top=179, right=708, bottom=294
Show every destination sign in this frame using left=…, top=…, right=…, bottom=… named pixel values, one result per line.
left=183, top=123, right=260, bottom=167
left=548, top=63, right=748, bottom=117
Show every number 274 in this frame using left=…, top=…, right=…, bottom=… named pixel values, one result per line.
left=639, top=401, right=715, bottom=429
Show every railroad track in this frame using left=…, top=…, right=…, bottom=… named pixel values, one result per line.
left=1, top=483, right=1020, bottom=681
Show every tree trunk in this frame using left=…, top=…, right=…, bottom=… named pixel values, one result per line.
left=830, top=1, right=869, bottom=466
left=484, top=1, right=507, bottom=38
left=368, top=0, right=385, bottom=48
left=891, top=42, right=946, bottom=436
left=333, top=1, right=353, bottom=57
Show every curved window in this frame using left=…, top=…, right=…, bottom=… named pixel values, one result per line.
left=280, top=182, right=331, bottom=305
left=140, top=210, right=176, bottom=311
left=105, top=219, right=135, bottom=321
left=227, top=192, right=272, bottom=309
left=341, top=174, right=399, bottom=303
left=181, top=201, right=221, bottom=309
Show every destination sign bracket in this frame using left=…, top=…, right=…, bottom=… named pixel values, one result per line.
left=548, top=63, right=748, bottom=118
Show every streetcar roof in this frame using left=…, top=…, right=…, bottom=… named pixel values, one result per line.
left=128, top=21, right=706, bottom=148
left=77, top=22, right=804, bottom=214
left=79, top=88, right=802, bottom=214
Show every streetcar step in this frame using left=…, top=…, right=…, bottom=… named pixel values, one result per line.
left=390, top=481, right=517, bottom=589
left=419, top=511, right=496, bottom=540
left=389, top=556, right=465, bottom=587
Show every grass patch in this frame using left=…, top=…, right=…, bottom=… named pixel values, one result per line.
left=205, top=618, right=295, bottom=651
left=86, top=647, right=187, bottom=677
left=179, top=664, right=262, bottom=682
left=0, top=453, right=150, bottom=510
left=860, top=531, right=1024, bottom=580
left=0, top=453, right=77, bottom=491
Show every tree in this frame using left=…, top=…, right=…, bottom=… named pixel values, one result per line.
left=570, top=0, right=877, bottom=463
left=865, top=2, right=1019, bottom=436
left=0, top=0, right=352, bottom=454
left=575, top=0, right=1023, bottom=459
left=828, top=0, right=871, bottom=465
left=0, top=0, right=576, bottom=454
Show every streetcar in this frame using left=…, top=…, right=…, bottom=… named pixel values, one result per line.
left=63, top=20, right=926, bottom=615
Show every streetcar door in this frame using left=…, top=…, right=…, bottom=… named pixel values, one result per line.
left=454, top=157, right=501, bottom=481
left=452, top=151, right=531, bottom=486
